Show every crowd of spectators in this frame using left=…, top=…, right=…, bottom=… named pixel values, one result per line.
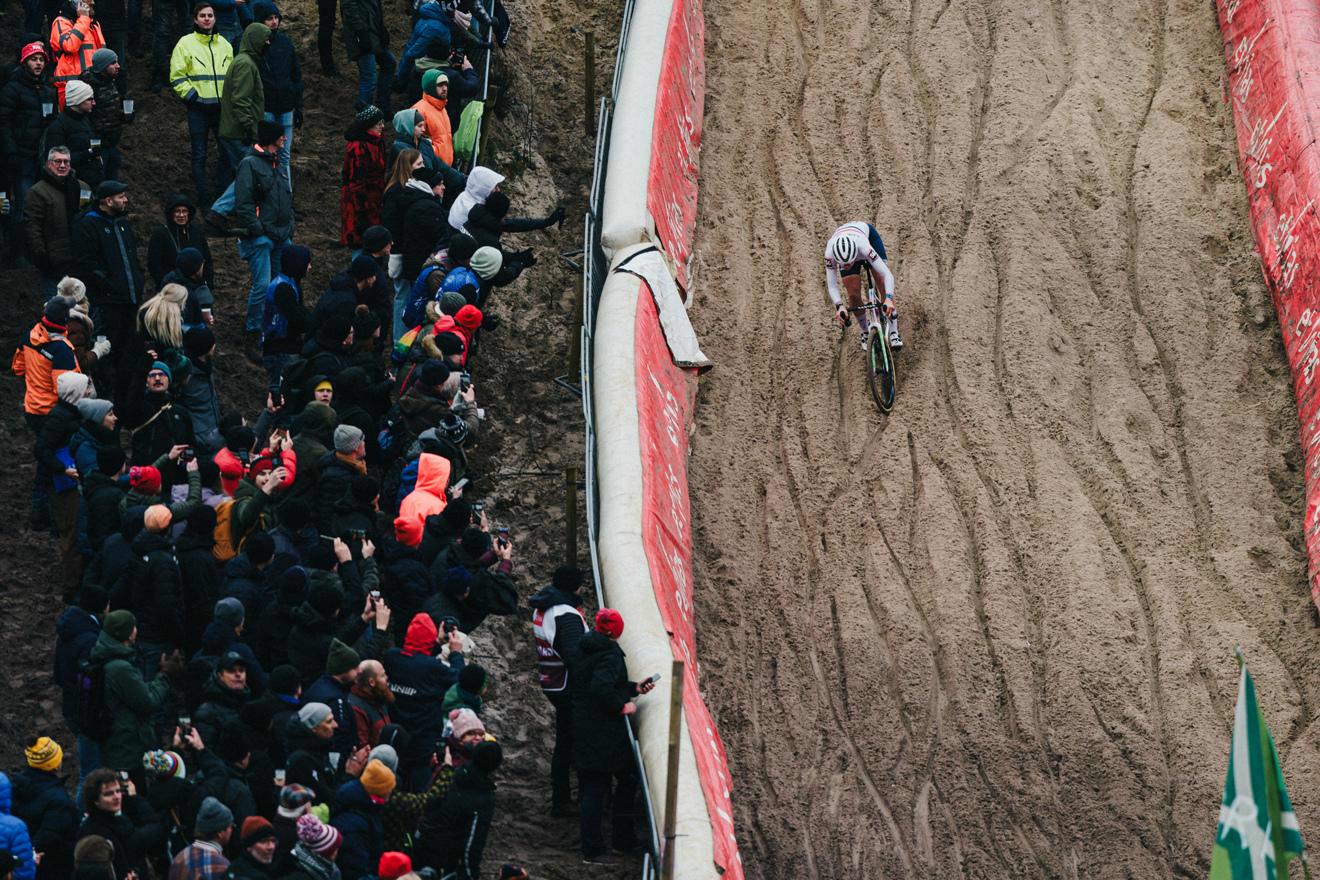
left=0, top=0, right=656, bottom=874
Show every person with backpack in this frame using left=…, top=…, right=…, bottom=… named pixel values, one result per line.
left=11, top=737, right=80, bottom=880
left=55, top=586, right=109, bottom=778
left=87, top=609, right=184, bottom=774
left=260, top=243, right=310, bottom=389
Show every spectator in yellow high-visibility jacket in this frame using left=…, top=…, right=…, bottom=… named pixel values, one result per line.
left=169, top=2, right=233, bottom=205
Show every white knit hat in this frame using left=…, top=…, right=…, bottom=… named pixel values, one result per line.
left=64, top=79, right=93, bottom=106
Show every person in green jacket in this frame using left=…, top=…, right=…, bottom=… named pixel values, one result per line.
left=218, top=23, right=271, bottom=178
left=440, top=663, right=485, bottom=716
left=89, top=610, right=184, bottom=771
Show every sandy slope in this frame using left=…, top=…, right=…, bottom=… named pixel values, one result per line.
left=686, top=0, right=1320, bottom=875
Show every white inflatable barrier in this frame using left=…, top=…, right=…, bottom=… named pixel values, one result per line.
left=599, top=0, right=674, bottom=258
left=592, top=244, right=724, bottom=879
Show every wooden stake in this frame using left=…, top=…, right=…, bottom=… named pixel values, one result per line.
left=662, top=660, right=685, bottom=880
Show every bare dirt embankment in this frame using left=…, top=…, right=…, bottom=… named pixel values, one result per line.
left=686, top=0, right=1320, bottom=876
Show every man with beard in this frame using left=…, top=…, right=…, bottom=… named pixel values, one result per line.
left=126, top=361, right=193, bottom=464
left=0, top=42, right=58, bottom=266
left=347, top=659, right=393, bottom=749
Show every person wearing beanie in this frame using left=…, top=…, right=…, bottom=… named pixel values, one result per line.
left=123, top=357, right=194, bottom=466
left=528, top=564, right=588, bottom=814
left=84, top=49, right=126, bottom=183
left=442, top=663, right=487, bottom=716
left=238, top=662, right=302, bottom=765
left=417, top=739, right=501, bottom=880
left=226, top=815, right=279, bottom=878
left=275, top=785, right=315, bottom=868
left=69, top=397, right=116, bottom=479
left=89, top=603, right=185, bottom=772
left=367, top=743, right=398, bottom=773
left=233, top=95, right=294, bottom=343
left=378, top=851, right=412, bottom=880
left=331, top=757, right=394, bottom=880
left=54, top=573, right=108, bottom=756
left=311, top=423, right=368, bottom=534
left=72, top=834, right=114, bottom=873
left=290, top=814, right=341, bottom=876
left=171, top=796, right=233, bottom=877
left=424, top=527, right=514, bottom=635
left=160, top=244, right=216, bottom=328
left=43, top=79, right=104, bottom=188
left=16, top=289, right=79, bottom=527
left=258, top=241, right=312, bottom=380
left=341, top=105, right=388, bottom=249
left=411, top=70, right=453, bottom=166
left=2, top=40, right=57, bottom=263
left=382, top=612, right=465, bottom=790
left=465, top=188, right=563, bottom=284
left=468, top=245, right=503, bottom=283
left=445, top=708, right=486, bottom=768
left=249, top=0, right=301, bottom=191
left=143, top=749, right=187, bottom=779
left=82, top=443, right=128, bottom=554
left=572, top=606, right=655, bottom=862
left=32, top=368, right=89, bottom=592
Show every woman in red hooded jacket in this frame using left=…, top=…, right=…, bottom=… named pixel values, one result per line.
left=394, top=451, right=451, bottom=546
left=341, top=105, right=388, bottom=248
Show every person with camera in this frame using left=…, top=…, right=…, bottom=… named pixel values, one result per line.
left=382, top=612, right=465, bottom=791
left=51, top=0, right=107, bottom=107
left=424, top=527, right=516, bottom=635
left=126, top=362, right=195, bottom=464
left=77, top=767, right=164, bottom=880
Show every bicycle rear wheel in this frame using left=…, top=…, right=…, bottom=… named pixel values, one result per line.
left=868, top=326, right=896, bottom=412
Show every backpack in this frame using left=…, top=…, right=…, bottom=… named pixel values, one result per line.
left=402, top=266, right=443, bottom=329
left=278, top=355, right=316, bottom=411
left=453, top=99, right=484, bottom=163
left=212, top=499, right=241, bottom=562
left=74, top=658, right=114, bottom=742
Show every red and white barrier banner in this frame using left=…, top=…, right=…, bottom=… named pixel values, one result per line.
left=646, top=0, right=704, bottom=292
left=634, top=288, right=742, bottom=878
left=1216, top=0, right=1320, bottom=608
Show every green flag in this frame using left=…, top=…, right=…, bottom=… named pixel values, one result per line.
left=1210, top=657, right=1308, bottom=880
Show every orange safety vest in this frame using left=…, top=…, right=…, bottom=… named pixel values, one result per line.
left=50, top=14, right=106, bottom=106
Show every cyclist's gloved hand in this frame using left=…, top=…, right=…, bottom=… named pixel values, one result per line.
left=881, top=294, right=896, bottom=318
left=835, top=305, right=850, bottom=328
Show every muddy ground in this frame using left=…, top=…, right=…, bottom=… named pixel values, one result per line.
left=0, top=0, right=635, bottom=875
left=687, top=0, right=1320, bottom=877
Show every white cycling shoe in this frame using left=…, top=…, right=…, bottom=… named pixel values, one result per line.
left=888, top=327, right=904, bottom=351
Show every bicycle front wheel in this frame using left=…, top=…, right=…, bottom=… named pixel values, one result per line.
left=868, top=327, right=896, bottom=412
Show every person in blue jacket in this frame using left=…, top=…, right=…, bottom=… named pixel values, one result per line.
left=0, top=773, right=38, bottom=880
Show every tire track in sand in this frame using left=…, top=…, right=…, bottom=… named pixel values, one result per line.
left=688, top=0, right=1320, bottom=876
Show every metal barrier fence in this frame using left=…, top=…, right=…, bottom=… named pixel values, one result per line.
left=465, top=0, right=499, bottom=170
left=579, top=0, right=660, bottom=874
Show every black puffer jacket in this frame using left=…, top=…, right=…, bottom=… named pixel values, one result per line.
left=118, top=529, right=184, bottom=646
left=0, top=66, right=57, bottom=164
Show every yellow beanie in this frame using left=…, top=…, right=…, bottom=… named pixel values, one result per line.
left=359, top=759, right=396, bottom=799
left=25, top=736, right=63, bottom=772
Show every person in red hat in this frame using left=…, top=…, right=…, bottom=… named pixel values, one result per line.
left=0, top=41, right=59, bottom=265
left=226, top=815, right=279, bottom=878
left=571, top=608, right=656, bottom=865
left=377, top=851, right=412, bottom=880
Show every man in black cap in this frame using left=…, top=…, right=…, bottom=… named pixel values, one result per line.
left=71, top=179, right=144, bottom=402
left=235, top=119, right=295, bottom=342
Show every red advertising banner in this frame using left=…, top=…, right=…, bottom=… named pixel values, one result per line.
left=647, top=0, right=704, bottom=292
left=1216, top=0, right=1320, bottom=608
left=634, top=287, right=743, bottom=878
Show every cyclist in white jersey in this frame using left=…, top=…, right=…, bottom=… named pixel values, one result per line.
left=824, top=221, right=902, bottom=351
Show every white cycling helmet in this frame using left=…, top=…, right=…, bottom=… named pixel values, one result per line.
left=831, top=234, right=859, bottom=266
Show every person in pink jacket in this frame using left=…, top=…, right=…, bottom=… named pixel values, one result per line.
left=394, top=451, right=451, bottom=546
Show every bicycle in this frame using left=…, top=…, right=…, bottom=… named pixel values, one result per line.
left=840, top=271, right=897, bottom=412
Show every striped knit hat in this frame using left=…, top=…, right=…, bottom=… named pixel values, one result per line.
left=143, top=749, right=186, bottom=778
left=278, top=784, right=315, bottom=819
left=24, top=736, right=62, bottom=772
left=296, top=814, right=341, bottom=855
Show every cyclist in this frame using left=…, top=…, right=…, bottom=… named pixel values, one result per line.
left=824, top=221, right=901, bottom=351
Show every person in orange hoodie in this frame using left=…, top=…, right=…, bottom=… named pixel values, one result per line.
left=50, top=0, right=107, bottom=107
left=394, top=451, right=450, bottom=547
left=410, top=69, right=452, bottom=166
